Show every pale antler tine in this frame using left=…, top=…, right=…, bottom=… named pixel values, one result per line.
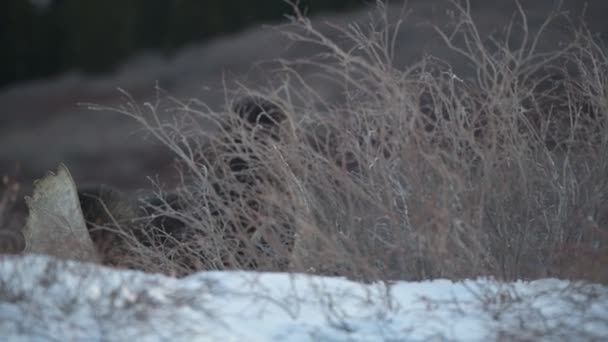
left=21, top=164, right=99, bottom=263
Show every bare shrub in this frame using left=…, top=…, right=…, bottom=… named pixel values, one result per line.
left=88, top=92, right=301, bottom=275
left=88, top=0, right=607, bottom=283
left=258, top=0, right=607, bottom=282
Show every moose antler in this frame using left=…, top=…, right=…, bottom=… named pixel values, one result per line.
left=21, top=164, right=99, bottom=263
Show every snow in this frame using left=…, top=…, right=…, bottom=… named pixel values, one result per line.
left=0, top=255, right=606, bottom=341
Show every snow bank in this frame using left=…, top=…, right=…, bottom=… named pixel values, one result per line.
left=0, top=255, right=606, bottom=341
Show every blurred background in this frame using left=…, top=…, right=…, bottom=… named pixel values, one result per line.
left=0, top=0, right=367, bottom=196
left=0, top=0, right=364, bottom=89
left=0, top=0, right=607, bottom=204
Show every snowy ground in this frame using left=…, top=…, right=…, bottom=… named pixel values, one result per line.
left=0, top=255, right=606, bottom=341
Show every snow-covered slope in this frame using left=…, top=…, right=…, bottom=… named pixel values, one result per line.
left=0, top=255, right=606, bottom=341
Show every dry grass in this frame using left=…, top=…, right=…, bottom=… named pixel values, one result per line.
left=89, top=0, right=607, bottom=283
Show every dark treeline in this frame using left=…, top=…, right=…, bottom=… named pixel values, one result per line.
left=0, top=0, right=364, bottom=89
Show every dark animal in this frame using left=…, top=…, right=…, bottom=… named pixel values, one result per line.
left=77, top=96, right=294, bottom=273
